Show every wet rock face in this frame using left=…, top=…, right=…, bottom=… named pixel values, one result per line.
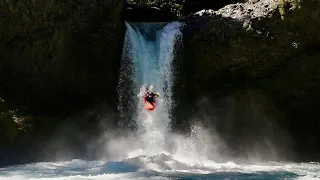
left=123, top=7, right=176, bottom=22
left=185, top=0, right=280, bottom=29
left=123, top=0, right=245, bottom=21
left=0, top=0, right=124, bottom=117
left=214, top=0, right=278, bottom=20
left=177, top=0, right=320, bottom=161
left=0, top=0, right=124, bottom=166
left=123, top=0, right=183, bottom=22
left=183, top=0, right=244, bottom=15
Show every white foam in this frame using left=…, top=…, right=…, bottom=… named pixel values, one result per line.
left=118, top=22, right=183, bottom=157
left=0, top=173, right=170, bottom=180
left=1, top=159, right=320, bottom=179
left=3, top=20, right=320, bottom=180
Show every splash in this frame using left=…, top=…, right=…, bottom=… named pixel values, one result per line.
left=116, top=22, right=183, bottom=157
left=0, top=21, right=319, bottom=180
left=1, top=159, right=320, bottom=180
left=103, top=20, right=287, bottom=171
left=108, top=22, right=227, bottom=164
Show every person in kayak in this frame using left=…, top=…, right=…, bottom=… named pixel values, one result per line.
left=144, top=91, right=160, bottom=111
left=145, top=91, right=160, bottom=103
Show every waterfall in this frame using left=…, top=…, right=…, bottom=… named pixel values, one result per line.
left=117, top=22, right=183, bottom=155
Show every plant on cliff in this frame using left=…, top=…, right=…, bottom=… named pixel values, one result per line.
left=279, top=0, right=302, bottom=19
left=0, top=97, right=27, bottom=143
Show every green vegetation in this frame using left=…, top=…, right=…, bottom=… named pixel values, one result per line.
left=0, top=0, right=319, bottom=163
left=0, top=96, right=59, bottom=144
left=279, top=0, right=302, bottom=19
left=0, top=97, right=26, bottom=143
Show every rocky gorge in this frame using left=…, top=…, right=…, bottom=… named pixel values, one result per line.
left=1, top=0, right=319, bottom=166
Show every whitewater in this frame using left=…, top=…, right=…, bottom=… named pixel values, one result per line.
left=1, top=22, right=320, bottom=180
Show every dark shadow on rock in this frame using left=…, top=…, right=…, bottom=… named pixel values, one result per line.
left=174, top=0, right=320, bottom=161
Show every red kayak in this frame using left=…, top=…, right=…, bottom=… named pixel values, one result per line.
left=144, top=99, right=156, bottom=111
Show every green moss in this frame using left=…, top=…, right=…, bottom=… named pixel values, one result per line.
left=279, top=0, right=302, bottom=20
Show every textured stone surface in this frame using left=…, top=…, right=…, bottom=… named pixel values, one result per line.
left=177, top=0, right=320, bottom=161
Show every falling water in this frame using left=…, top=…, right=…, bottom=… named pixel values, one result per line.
left=117, top=22, right=183, bottom=155
left=1, top=22, right=319, bottom=180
